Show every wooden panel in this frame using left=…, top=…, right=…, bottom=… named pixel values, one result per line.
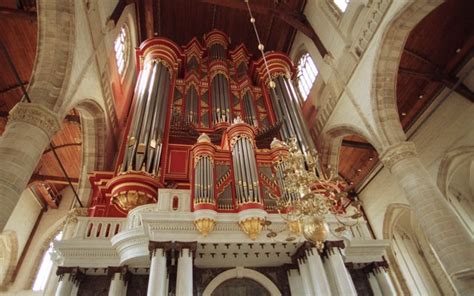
left=166, top=145, right=190, bottom=180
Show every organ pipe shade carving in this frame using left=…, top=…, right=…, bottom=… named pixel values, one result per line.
left=269, top=75, right=315, bottom=154
left=242, top=91, right=257, bottom=127
left=231, top=136, right=261, bottom=204
left=185, top=85, right=199, bottom=124
left=121, top=61, right=171, bottom=174
left=211, top=74, right=231, bottom=124
left=194, top=155, right=215, bottom=204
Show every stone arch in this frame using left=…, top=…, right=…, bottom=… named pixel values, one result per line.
left=371, top=0, right=442, bottom=146
left=203, top=267, right=281, bottom=296
left=73, top=99, right=111, bottom=205
left=27, top=218, right=66, bottom=289
left=437, top=146, right=474, bottom=235
left=29, top=0, right=75, bottom=111
left=0, top=231, right=18, bottom=290
left=437, top=146, right=474, bottom=197
left=382, top=203, right=410, bottom=240
left=320, top=123, right=379, bottom=172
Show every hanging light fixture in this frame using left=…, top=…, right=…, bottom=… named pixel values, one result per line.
left=244, top=0, right=363, bottom=250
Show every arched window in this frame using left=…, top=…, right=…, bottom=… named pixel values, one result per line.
left=333, top=0, right=350, bottom=12
left=114, top=25, right=130, bottom=77
left=296, top=52, right=318, bottom=100
left=32, top=231, right=63, bottom=291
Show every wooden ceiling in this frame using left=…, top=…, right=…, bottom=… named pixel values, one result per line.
left=339, top=0, right=474, bottom=191
left=0, top=0, right=82, bottom=208
left=135, top=0, right=306, bottom=57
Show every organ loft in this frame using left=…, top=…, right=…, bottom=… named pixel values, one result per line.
left=50, top=30, right=394, bottom=295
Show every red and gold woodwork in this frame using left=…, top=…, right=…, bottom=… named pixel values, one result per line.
left=87, top=30, right=313, bottom=237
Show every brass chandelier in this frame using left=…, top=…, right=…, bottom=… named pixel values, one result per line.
left=245, top=0, right=362, bottom=250
left=268, top=138, right=363, bottom=250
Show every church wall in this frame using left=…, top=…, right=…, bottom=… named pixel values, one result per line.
left=360, top=68, right=474, bottom=239
left=3, top=190, right=42, bottom=269
left=5, top=188, right=76, bottom=293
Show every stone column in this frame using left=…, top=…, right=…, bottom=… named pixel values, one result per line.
left=0, top=103, right=61, bottom=230
left=306, top=247, right=332, bottom=295
left=367, top=271, right=383, bottom=296
left=373, top=265, right=396, bottom=296
left=108, top=266, right=129, bottom=296
left=381, top=142, right=474, bottom=294
left=55, top=267, right=83, bottom=296
left=324, top=241, right=357, bottom=296
left=176, top=248, right=194, bottom=296
left=297, top=258, right=313, bottom=295
left=287, top=268, right=305, bottom=296
left=148, top=242, right=171, bottom=296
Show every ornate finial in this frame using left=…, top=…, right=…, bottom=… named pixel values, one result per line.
left=232, top=116, right=244, bottom=124
left=197, top=133, right=211, bottom=143
left=270, top=137, right=284, bottom=149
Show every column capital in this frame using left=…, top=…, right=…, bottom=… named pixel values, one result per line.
left=107, top=265, right=131, bottom=282
left=149, top=240, right=173, bottom=256
left=56, top=266, right=84, bottom=284
left=175, top=241, right=198, bottom=257
left=380, top=141, right=417, bottom=171
left=8, top=102, right=62, bottom=138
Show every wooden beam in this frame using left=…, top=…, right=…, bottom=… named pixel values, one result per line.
left=30, top=174, right=79, bottom=185
left=109, top=0, right=127, bottom=26
left=198, top=0, right=329, bottom=57
left=0, top=81, right=29, bottom=94
left=341, top=140, right=374, bottom=150
left=43, top=143, right=82, bottom=154
left=399, top=68, right=474, bottom=102
left=0, top=7, right=36, bottom=20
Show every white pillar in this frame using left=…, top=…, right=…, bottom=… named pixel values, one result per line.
left=297, top=258, right=313, bottom=295
left=0, top=103, right=61, bottom=230
left=374, top=267, right=396, bottom=296
left=176, top=248, right=193, bottom=296
left=323, top=255, right=337, bottom=294
left=287, top=269, right=305, bottom=296
left=368, top=272, right=383, bottom=296
left=325, top=245, right=357, bottom=296
left=55, top=273, right=74, bottom=296
left=109, top=272, right=127, bottom=296
left=306, top=248, right=331, bottom=295
left=148, top=248, right=167, bottom=296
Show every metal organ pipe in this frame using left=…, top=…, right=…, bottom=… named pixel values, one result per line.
left=120, top=61, right=171, bottom=175
left=231, top=136, right=261, bottom=204
left=194, top=156, right=214, bottom=204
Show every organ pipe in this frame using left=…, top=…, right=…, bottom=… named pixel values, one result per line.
left=231, top=136, right=261, bottom=204
left=194, top=155, right=214, bottom=204
left=121, top=61, right=171, bottom=175
left=269, top=75, right=316, bottom=155
left=211, top=74, right=231, bottom=124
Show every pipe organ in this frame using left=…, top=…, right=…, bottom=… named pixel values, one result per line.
left=87, top=30, right=315, bottom=237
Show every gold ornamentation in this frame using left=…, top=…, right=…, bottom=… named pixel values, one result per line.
left=112, top=191, right=155, bottom=211
left=301, top=215, right=329, bottom=251
left=194, top=218, right=216, bottom=236
left=239, top=217, right=264, bottom=240
left=267, top=138, right=362, bottom=250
